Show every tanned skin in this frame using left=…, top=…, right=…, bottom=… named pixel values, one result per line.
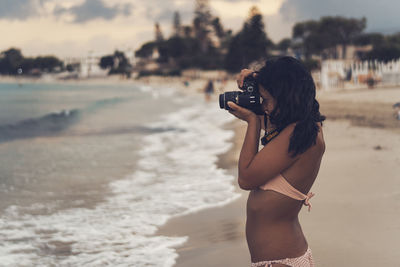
left=228, top=70, right=325, bottom=266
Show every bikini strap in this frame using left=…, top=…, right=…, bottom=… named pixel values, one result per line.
left=304, top=192, right=315, bottom=212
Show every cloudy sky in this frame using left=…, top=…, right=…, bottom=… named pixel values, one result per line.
left=1, top=0, right=399, bottom=58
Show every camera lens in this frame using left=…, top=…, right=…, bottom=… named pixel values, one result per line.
left=219, top=94, right=225, bottom=109
left=219, top=92, right=239, bottom=110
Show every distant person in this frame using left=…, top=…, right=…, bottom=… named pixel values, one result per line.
left=227, top=56, right=325, bottom=267
left=393, top=102, right=400, bottom=120
left=204, top=80, right=214, bottom=101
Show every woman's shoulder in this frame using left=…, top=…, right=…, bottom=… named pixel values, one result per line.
left=279, top=122, right=297, bottom=137
left=271, top=121, right=324, bottom=157
left=287, top=121, right=325, bottom=155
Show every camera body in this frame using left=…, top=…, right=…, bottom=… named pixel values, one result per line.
left=219, top=76, right=264, bottom=115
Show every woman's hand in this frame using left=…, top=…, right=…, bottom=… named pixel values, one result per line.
left=227, top=101, right=258, bottom=123
left=237, top=69, right=257, bottom=89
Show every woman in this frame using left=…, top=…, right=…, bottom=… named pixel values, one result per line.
left=227, top=56, right=325, bottom=267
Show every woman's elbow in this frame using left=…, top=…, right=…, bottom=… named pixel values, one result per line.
left=238, top=177, right=256, bottom=190
left=238, top=169, right=253, bottom=189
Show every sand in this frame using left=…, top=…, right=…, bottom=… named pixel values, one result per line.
left=3, top=74, right=400, bottom=266
left=158, top=86, right=400, bottom=267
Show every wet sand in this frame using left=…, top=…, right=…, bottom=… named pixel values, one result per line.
left=158, top=86, right=400, bottom=267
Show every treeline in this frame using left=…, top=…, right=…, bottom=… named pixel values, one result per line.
left=0, top=48, right=64, bottom=75
left=134, top=4, right=274, bottom=73
left=292, top=17, right=400, bottom=62
left=99, top=50, right=132, bottom=76
left=355, top=32, right=400, bottom=62
left=3, top=0, right=400, bottom=76
left=134, top=0, right=400, bottom=73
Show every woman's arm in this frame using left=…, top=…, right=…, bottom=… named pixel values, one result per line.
left=228, top=102, right=299, bottom=190
left=238, top=115, right=261, bottom=187
left=238, top=123, right=299, bottom=190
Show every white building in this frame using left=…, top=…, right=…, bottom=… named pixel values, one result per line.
left=321, top=59, right=400, bottom=90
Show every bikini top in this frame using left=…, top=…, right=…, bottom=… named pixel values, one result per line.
left=259, top=174, right=315, bottom=212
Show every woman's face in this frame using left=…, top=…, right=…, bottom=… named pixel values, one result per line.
left=259, top=84, right=276, bottom=115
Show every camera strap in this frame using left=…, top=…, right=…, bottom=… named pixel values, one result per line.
left=261, top=114, right=281, bottom=146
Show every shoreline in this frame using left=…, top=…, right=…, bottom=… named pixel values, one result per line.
left=2, top=75, right=399, bottom=266
left=157, top=87, right=400, bottom=266
left=157, top=118, right=250, bottom=267
left=159, top=120, right=400, bottom=267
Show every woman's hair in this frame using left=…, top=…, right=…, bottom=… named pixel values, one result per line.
left=256, top=56, right=325, bottom=157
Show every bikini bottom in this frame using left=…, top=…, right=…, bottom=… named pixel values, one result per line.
left=251, top=247, right=314, bottom=267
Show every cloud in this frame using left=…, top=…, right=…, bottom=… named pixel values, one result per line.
left=278, top=0, right=400, bottom=33
left=211, top=0, right=282, bottom=18
left=55, top=0, right=133, bottom=23
left=148, top=8, right=193, bottom=25
left=0, top=0, right=42, bottom=20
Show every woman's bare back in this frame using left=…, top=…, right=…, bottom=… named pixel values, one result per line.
left=246, top=125, right=325, bottom=262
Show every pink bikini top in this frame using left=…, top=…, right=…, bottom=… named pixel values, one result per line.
left=259, top=174, right=315, bottom=211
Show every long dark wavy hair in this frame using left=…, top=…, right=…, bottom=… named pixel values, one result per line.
left=256, top=56, right=325, bottom=157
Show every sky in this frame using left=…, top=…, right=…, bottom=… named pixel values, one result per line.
left=1, top=0, right=400, bottom=58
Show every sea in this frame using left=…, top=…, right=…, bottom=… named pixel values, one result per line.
left=0, top=81, right=240, bottom=266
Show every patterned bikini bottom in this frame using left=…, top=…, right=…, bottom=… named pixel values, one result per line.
left=251, top=247, right=314, bottom=267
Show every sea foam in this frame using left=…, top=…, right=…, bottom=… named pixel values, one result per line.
left=0, top=93, right=240, bottom=266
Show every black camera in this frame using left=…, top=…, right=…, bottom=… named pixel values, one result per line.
left=219, top=76, right=264, bottom=115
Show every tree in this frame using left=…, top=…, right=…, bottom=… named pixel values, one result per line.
left=0, top=48, right=63, bottom=75
left=293, top=20, right=326, bottom=58
left=225, top=34, right=244, bottom=73
left=100, top=55, right=114, bottom=69
left=211, top=17, right=224, bottom=39
left=135, top=42, right=157, bottom=58
left=172, top=11, right=181, bottom=37
left=276, top=38, right=292, bottom=52
left=225, top=6, right=271, bottom=72
left=365, top=43, right=400, bottom=62
left=19, top=58, right=35, bottom=73
left=66, top=63, right=79, bottom=72
left=33, top=56, right=63, bottom=72
left=363, top=33, right=400, bottom=62
left=155, top=22, right=164, bottom=42
left=241, top=7, right=270, bottom=62
left=293, top=16, right=366, bottom=59
left=387, top=32, right=400, bottom=44
left=0, top=48, right=24, bottom=74
left=99, top=50, right=132, bottom=76
left=182, top=26, right=193, bottom=38
left=166, top=37, right=185, bottom=58
left=320, top=16, right=366, bottom=59
left=193, top=0, right=212, bottom=53
left=110, top=50, right=131, bottom=74
left=354, top=32, right=384, bottom=46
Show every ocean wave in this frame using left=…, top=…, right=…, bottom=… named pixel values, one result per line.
left=85, top=97, right=129, bottom=113
left=0, top=109, right=81, bottom=142
left=0, top=98, right=240, bottom=266
left=0, top=97, right=131, bottom=143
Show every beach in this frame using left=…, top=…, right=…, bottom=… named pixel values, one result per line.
left=0, top=76, right=399, bottom=266
left=159, top=86, right=400, bottom=267
left=0, top=78, right=240, bottom=266
left=3, top=0, right=400, bottom=265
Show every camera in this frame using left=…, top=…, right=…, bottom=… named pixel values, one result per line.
left=219, top=76, right=264, bottom=115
